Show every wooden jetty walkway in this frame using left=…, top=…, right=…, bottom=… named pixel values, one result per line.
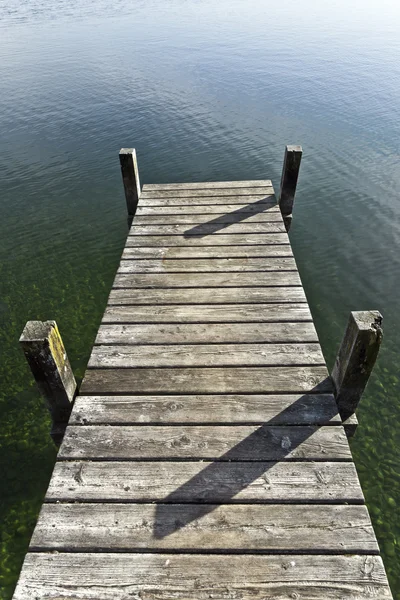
left=15, top=147, right=393, bottom=599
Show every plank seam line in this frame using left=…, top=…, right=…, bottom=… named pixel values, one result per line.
left=112, top=286, right=303, bottom=290
left=125, top=243, right=291, bottom=247
left=86, top=363, right=328, bottom=370
left=117, top=270, right=300, bottom=274
left=128, top=234, right=288, bottom=237
left=56, top=458, right=353, bottom=464
left=43, top=499, right=365, bottom=506
left=66, top=421, right=342, bottom=427
left=97, top=321, right=314, bottom=327
left=121, top=256, right=294, bottom=260
left=27, top=548, right=379, bottom=556
left=93, top=341, right=320, bottom=346
left=75, top=391, right=333, bottom=398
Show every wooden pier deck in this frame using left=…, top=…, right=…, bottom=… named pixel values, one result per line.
left=14, top=159, right=393, bottom=599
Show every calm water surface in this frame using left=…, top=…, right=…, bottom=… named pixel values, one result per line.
left=0, top=0, right=399, bottom=597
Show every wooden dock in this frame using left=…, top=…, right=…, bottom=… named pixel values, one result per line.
left=14, top=148, right=393, bottom=600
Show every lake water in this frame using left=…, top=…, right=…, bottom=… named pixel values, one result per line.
left=0, top=0, right=399, bottom=597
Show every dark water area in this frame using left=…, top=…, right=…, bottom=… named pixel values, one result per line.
left=0, top=0, right=399, bottom=597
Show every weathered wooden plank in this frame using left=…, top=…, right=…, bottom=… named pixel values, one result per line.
left=30, top=503, right=377, bottom=553
left=138, top=195, right=275, bottom=207
left=96, top=322, right=319, bottom=345
left=46, top=461, right=363, bottom=503
left=133, top=213, right=283, bottom=224
left=129, top=223, right=286, bottom=235
left=136, top=202, right=278, bottom=215
left=101, top=304, right=312, bottom=324
left=140, top=188, right=273, bottom=198
left=117, top=257, right=297, bottom=273
left=59, top=424, right=344, bottom=461
left=80, top=366, right=331, bottom=395
left=122, top=246, right=293, bottom=260
left=89, top=343, right=325, bottom=368
left=113, top=271, right=302, bottom=288
left=70, top=393, right=339, bottom=425
left=108, top=286, right=305, bottom=305
left=143, top=180, right=273, bottom=190
left=125, top=233, right=289, bottom=246
left=13, top=553, right=392, bottom=600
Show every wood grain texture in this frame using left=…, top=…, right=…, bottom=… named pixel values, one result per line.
left=102, top=304, right=312, bottom=323
left=143, top=180, right=273, bottom=190
left=138, top=195, right=275, bottom=206
left=122, top=245, right=293, bottom=259
left=133, top=213, right=283, bottom=225
left=96, top=323, right=319, bottom=345
left=70, top=393, right=340, bottom=425
left=46, top=461, right=363, bottom=503
left=129, top=223, right=286, bottom=235
left=59, top=425, right=346, bottom=461
left=13, top=553, right=392, bottom=600
left=30, top=503, right=377, bottom=553
left=88, top=343, right=325, bottom=368
left=80, top=366, right=332, bottom=395
left=113, top=271, right=302, bottom=288
left=136, top=203, right=278, bottom=215
left=108, top=286, right=305, bottom=305
left=125, top=233, right=289, bottom=246
left=140, top=188, right=274, bottom=198
left=117, top=257, right=297, bottom=273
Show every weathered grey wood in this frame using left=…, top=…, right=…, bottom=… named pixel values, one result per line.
left=140, top=188, right=273, bottom=198
left=89, top=343, right=325, bottom=368
left=13, top=553, right=393, bottom=600
left=30, top=503, right=377, bottom=553
left=133, top=213, right=284, bottom=224
left=332, top=311, right=383, bottom=420
left=80, top=366, right=332, bottom=395
left=102, top=303, right=312, bottom=323
left=143, top=180, right=272, bottom=190
left=70, top=393, right=339, bottom=425
left=139, top=194, right=275, bottom=206
left=96, top=322, right=318, bottom=345
left=108, top=286, right=305, bottom=304
left=46, top=461, right=362, bottom=503
left=122, top=245, right=293, bottom=259
left=136, top=202, right=278, bottom=214
left=118, top=257, right=297, bottom=273
left=119, top=148, right=141, bottom=216
left=59, top=425, right=347, bottom=461
left=113, top=271, right=302, bottom=288
left=19, top=321, right=76, bottom=424
left=129, top=223, right=286, bottom=235
left=125, top=233, right=289, bottom=246
left=279, top=145, right=302, bottom=231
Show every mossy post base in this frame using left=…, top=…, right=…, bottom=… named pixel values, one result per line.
left=20, top=320, right=76, bottom=443
left=119, top=148, right=141, bottom=219
left=278, top=145, right=302, bottom=232
left=332, top=311, right=383, bottom=422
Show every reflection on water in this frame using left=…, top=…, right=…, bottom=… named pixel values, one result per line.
left=0, top=0, right=399, bottom=597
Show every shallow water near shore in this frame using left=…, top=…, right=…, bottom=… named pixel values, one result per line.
left=0, top=0, right=399, bottom=597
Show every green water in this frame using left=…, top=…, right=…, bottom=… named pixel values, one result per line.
left=0, top=0, right=399, bottom=597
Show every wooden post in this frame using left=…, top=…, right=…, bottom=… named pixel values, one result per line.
left=332, top=311, right=383, bottom=421
left=20, top=321, right=76, bottom=427
left=279, top=145, right=302, bottom=232
left=119, top=148, right=141, bottom=217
